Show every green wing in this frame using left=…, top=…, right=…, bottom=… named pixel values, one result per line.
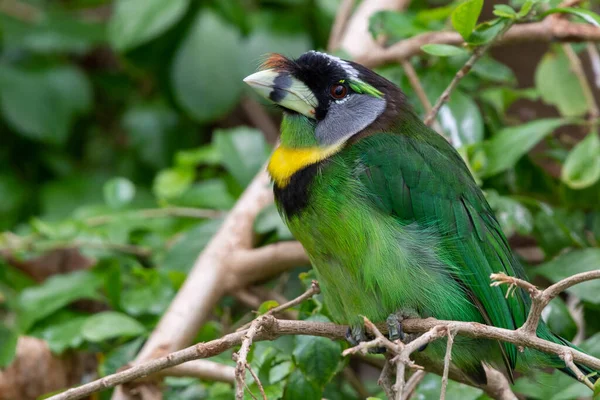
left=351, top=129, right=529, bottom=373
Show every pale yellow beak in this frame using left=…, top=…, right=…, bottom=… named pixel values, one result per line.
left=243, top=69, right=317, bottom=118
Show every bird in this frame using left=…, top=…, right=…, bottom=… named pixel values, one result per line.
left=243, top=50, right=597, bottom=387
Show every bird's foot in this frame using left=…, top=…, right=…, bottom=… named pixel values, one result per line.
left=345, top=325, right=386, bottom=354
left=386, top=312, right=428, bottom=352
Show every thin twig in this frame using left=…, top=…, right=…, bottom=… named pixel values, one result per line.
left=343, top=367, right=371, bottom=399
left=561, top=351, right=595, bottom=390
left=402, top=370, right=426, bottom=400
left=491, top=270, right=600, bottom=335
left=245, top=363, right=267, bottom=400
left=562, top=44, right=600, bottom=121
left=238, top=281, right=320, bottom=330
left=85, top=207, right=225, bottom=227
left=234, top=317, right=267, bottom=400
left=440, top=328, right=456, bottom=400
left=328, top=0, right=356, bottom=52
left=379, top=360, right=396, bottom=400
left=424, top=20, right=516, bottom=126
left=567, top=295, right=585, bottom=346
left=400, top=59, right=446, bottom=137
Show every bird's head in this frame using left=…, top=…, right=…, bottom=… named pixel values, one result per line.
left=244, top=51, right=404, bottom=147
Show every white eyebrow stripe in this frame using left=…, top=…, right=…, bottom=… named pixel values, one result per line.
left=308, top=50, right=360, bottom=79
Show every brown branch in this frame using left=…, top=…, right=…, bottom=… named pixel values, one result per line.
left=245, top=363, right=267, bottom=400
left=46, top=313, right=600, bottom=400
left=233, top=317, right=264, bottom=400
left=492, top=270, right=600, bottom=335
left=340, top=0, right=412, bottom=59
left=357, top=20, right=600, bottom=68
left=233, top=282, right=320, bottom=396
left=562, top=43, right=600, bottom=121
left=402, top=370, right=426, bottom=400
left=440, top=328, right=456, bottom=400
left=155, top=360, right=234, bottom=383
left=327, top=0, right=355, bottom=52
left=379, top=360, right=396, bottom=400
left=560, top=351, right=595, bottom=390
left=400, top=59, right=446, bottom=137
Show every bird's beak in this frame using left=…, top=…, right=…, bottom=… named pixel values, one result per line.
left=243, top=69, right=317, bottom=118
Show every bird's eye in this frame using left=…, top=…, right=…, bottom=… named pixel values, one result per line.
left=329, top=84, right=348, bottom=99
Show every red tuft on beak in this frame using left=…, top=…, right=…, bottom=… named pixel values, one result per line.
left=260, top=53, right=293, bottom=71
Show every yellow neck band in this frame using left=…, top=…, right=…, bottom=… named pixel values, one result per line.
left=267, top=144, right=343, bottom=187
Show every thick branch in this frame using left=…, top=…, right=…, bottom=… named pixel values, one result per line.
left=46, top=315, right=600, bottom=400
left=358, top=20, right=600, bottom=68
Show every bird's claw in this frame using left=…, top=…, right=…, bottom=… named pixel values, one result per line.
left=345, top=326, right=386, bottom=353
left=386, top=314, right=406, bottom=341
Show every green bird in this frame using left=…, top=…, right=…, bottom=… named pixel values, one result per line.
left=243, top=51, right=596, bottom=386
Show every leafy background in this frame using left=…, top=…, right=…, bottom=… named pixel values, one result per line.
left=1, top=0, right=600, bottom=399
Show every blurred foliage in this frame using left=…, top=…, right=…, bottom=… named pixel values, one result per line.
left=1, top=0, right=600, bottom=399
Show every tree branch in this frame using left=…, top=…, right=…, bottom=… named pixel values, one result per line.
left=357, top=20, right=600, bottom=68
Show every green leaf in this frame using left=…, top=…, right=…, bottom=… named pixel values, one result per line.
left=103, top=177, right=136, bottom=209
left=468, top=18, right=507, bottom=45
left=171, top=10, right=244, bottom=122
left=293, top=316, right=341, bottom=386
left=451, top=0, right=483, bottom=40
left=517, top=0, right=535, bottom=18
left=561, top=132, right=600, bottom=189
left=480, top=118, right=568, bottom=177
left=486, top=191, right=533, bottom=237
left=493, top=4, right=517, bottom=19
left=108, top=0, right=190, bottom=51
left=175, top=145, right=221, bottom=168
left=283, top=369, right=321, bottom=400
left=471, top=56, right=516, bottom=83
left=153, top=167, right=195, bottom=200
left=533, top=208, right=586, bottom=257
left=33, top=315, right=88, bottom=354
left=369, top=11, right=428, bottom=43
left=121, top=269, right=175, bottom=316
left=269, top=360, right=294, bottom=384
left=413, top=373, right=483, bottom=399
left=161, top=220, right=222, bottom=273
left=535, top=48, right=589, bottom=117
left=536, top=249, right=600, bottom=303
left=0, top=324, right=18, bottom=368
left=82, top=311, right=146, bottom=342
left=254, top=203, right=294, bottom=240
left=438, top=90, right=484, bottom=147
left=514, top=369, right=590, bottom=400
left=421, top=44, right=468, bottom=57
left=0, top=65, right=92, bottom=144
left=258, top=300, right=279, bottom=315
left=213, top=127, right=270, bottom=187
left=123, top=103, right=180, bottom=170
left=99, top=337, right=145, bottom=376
left=18, top=270, right=103, bottom=331
left=542, top=8, right=600, bottom=27
left=0, top=10, right=105, bottom=54
left=175, top=180, right=236, bottom=209
left=594, top=379, right=600, bottom=399
left=542, top=297, right=577, bottom=341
